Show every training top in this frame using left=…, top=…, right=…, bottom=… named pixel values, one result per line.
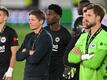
left=0, top=26, right=18, bottom=67
left=68, top=28, right=107, bottom=80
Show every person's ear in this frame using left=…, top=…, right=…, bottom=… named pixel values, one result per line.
left=40, top=20, right=44, bottom=25
left=4, top=16, right=8, bottom=21
left=96, top=16, right=100, bottom=21
left=56, top=15, right=60, bottom=20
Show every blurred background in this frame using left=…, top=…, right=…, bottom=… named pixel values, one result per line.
left=0, top=0, right=107, bottom=80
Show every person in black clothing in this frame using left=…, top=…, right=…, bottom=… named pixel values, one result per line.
left=0, top=6, right=19, bottom=80
left=45, top=4, right=71, bottom=80
left=16, top=10, right=53, bottom=80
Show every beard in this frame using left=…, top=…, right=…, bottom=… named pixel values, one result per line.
left=86, top=21, right=96, bottom=29
left=47, top=21, right=56, bottom=25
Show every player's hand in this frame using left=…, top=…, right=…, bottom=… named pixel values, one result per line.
left=29, top=50, right=34, bottom=55
left=22, top=48, right=26, bottom=52
left=3, top=67, right=13, bottom=80
left=72, top=48, right=81, bottom=55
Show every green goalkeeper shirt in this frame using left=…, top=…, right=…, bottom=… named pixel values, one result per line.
left=68, top=29, right=107, bottom=80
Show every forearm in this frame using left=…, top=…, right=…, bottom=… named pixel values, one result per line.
left=68, top=51, right=81, bottom=63
left=82, top=50, right=107, bottom=69
left=16, top=49, right=29, bottom=61
left=10, top=46, right=18, bottom=68
left=3, top=46, right=18, bottom=79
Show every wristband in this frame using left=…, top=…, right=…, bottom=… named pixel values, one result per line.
left=81, top=54, right=89, bottom=60
left=5, top=67, right=13, bottom=77
left=81, top=54, right=94, bottom=60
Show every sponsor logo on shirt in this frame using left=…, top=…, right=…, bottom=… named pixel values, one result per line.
left=52, top=44, right=58, bottom=51
left=52, top=37, right=60, bottom=52
left=90, top=43, right=96, bottom=49
left=0, top=45, right=5, bottom=53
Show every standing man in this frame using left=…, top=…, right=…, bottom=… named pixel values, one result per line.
left=68, top=4, right=107, bottom=80
left=16, top=10, right=53, bottom=80
left=45, top=4, right=71, bottom=80
left=0, top=6, right=19, bottom=80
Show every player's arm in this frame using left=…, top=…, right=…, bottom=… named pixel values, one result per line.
left=3, top=46, right=18, bottom=80
left=82, top=50, right=107, bottom=69
left=10, top=46, right=18, bottom=68
left=68, top=47, right=94, bottom=64
left=68, top=47, right=81, bottom=63
left=16, top=35, right=31, bottom=61
left=27, top=35, right=52, bottom=64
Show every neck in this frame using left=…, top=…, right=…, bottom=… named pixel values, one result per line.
left=33, top=26, right=42, bottom=34
left=50, top=22, right=61, bottom=31
left=90, top=23, right=101, bottom=36
left=0, top=23, right=5, bottom=32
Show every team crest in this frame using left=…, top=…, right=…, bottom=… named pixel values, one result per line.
left=1, top=37, right=6, bottom=43
left=55, top=37, right=60, bottom=42
left=90, top=43, right=96, bottom=49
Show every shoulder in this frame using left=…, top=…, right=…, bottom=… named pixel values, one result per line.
left=25, top=32, right=34, bottom=39
left=74, top=16, right=83, bottom=22
left=44, top=26, right=50, bottom=30
left=5, top=26, right=18, bottom=36
left=78, top=32, right=88, bottom=40
left=100, top=29, right=107, bottom=38
left=5, top=26, right=17, bottom=33
left=40, top=29, right=53, bottom=43
left=101, top=24, right=107, bottom=32
left=42, top=29, right=51, bottom=38
left=61, top=25, right=70, bottom=33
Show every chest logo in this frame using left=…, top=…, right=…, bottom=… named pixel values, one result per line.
left=55, top=37, right=60, bottom=42
left=1, top=37, right=6, bottom=43
left=90, top=44, right=96, bottom=49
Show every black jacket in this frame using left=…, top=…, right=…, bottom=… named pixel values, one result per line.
left=16, top=29, right=52, bottom=77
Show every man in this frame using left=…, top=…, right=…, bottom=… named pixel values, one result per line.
left=68, top=4, right=107, bottom=80
left=0, top=6, right=19, bottom=80
left=16, top=10, right=53, bottom=80
left=63, top=1, right=91, bottom=80
left=45, top=4, right=71, bottom=80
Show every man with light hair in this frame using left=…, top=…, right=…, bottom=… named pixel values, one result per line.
left=0, top=6, right=19, bottom=80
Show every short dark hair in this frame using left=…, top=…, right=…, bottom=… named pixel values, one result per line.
left=80, top=0, right=90, bottom=4
left=84, top=4, right=105, bottom=22
left=29, top=9, right=45, bottom=23
left=48, top=4, right=62, bottom=17
left=0, top=6, right=9, bottom=16
left=78, top=0, right=90, bottom=15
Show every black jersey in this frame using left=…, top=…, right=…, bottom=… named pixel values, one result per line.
left=45, top=25, right=71, bottom=63
left=0, top=26, right=18, bottom=67
left=45, top=25, right=71, bottom=79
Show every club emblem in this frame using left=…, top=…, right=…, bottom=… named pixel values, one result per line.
left=1, top=37, right=6, bottom=43
left=55, top=37, right=60, bottom=42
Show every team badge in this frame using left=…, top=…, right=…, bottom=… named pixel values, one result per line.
left=55, top=37, right=60, bottom=42
left=13, top=37, right=18, bottom=42
left=1, top=37, right=6, bottom=43
left=90, top=43, right=96, bottom=49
